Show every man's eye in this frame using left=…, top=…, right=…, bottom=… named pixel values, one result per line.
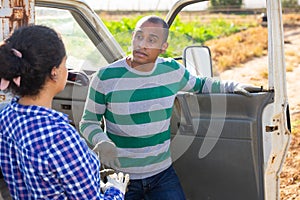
left=148, top=38, right=157, bottom=44
left=135, top=34, right=143, bottom=40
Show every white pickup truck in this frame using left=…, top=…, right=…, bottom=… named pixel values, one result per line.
left=0, top=0, right=291, bottom=199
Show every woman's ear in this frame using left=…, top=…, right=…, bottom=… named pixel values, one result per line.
left=50, top=67, right=58, bottom=81
left=160, top=42, right=169, bottom=54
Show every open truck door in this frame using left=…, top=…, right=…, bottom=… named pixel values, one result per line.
left=167, top=0, right=291, bottom=199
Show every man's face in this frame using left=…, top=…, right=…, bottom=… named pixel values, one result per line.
left=131, top=21, right=168, bottom=66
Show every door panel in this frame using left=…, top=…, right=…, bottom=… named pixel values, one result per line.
left=171, top=92, right=274, bottom=200
left=53, top=83, right=89, bottom=129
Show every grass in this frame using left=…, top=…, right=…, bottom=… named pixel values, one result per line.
left=283, top=14, right=300, bottom=26
left=260, top=69, right=268, bottom=79
left=203, top=13, right=300, bottom=73
left=292, top=118, right=300, bottom=135
left=285, top=50, right=300, bottom=72
left=204, top=26, right=268, bottom=72
left=100, top=12, right=299, bottom=74
left=101, top=13, right=258, bottom=58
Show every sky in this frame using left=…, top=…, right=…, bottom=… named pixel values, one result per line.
left=84, top=0, right=268, bottom=11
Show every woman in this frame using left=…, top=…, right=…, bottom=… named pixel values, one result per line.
left=0, top=25, right=128, bottom=199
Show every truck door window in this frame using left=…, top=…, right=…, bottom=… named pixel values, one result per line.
left=35, top=7, right=108, bottom=72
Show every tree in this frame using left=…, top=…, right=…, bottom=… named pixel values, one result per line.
left=210, top=0, right=243, bottom=9
left=281, top=0, right=298, bottom=8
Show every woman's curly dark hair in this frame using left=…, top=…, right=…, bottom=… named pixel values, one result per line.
left=0, top=25, right=66, bottom=96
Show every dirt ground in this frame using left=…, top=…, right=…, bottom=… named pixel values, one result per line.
left=220, top=26, right=300, bottom=200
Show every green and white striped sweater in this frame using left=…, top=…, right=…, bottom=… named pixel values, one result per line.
left=80, top=57, right=239, bottom=179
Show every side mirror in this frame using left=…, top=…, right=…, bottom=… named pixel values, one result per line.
left=183, top=45, right=213, bottom=77
left=67, top=70, right=90, bottom=86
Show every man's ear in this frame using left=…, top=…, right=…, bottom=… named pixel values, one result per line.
left=160, top=42, right=168, bottom=54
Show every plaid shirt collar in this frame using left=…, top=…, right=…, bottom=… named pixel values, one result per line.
left=10, top=96, right=70, bottom=123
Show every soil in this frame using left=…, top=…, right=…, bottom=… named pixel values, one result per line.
left=220, top=26, right=300, bottom=200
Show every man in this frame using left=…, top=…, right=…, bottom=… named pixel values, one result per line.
left=80, top=15, right=254, bottom=199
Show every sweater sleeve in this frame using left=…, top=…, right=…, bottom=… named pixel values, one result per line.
left=79, top=70, right=111, bottom=147
left=178, top=62, right=239, bottom=93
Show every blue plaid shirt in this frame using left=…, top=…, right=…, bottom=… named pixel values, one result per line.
left=0, top=97, right=123, bottom=200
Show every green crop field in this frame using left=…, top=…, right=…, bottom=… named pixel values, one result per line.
left=102, top=14, right=258, bottom=58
